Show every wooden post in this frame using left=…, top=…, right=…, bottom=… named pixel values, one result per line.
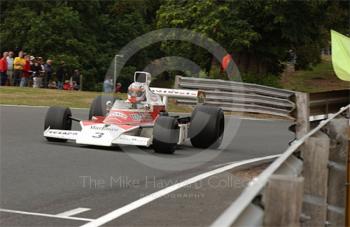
left=302, top=131, right=330, bottom=227
left=345, top=106, right=350, bottom=227
left=174, top=75, right=181, bottom=89
left=264, top=175, right=304, bottom=227
left=326, top=118, right=348, bottom=226
left=295, top=92, right=310, bottom=139
left=346, top=119, right=350, bottom=227
left=79, top=74, right=83, bottom=91
left=345, top=108, right=350, bottom=227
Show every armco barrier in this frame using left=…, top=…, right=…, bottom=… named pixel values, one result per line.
left=174, top=76, right=350, bottom=120
left=174, top=76, right=296, bottom=118
left=210, top=105, right=349, bottom=227
left=173, top=76, right=349, bottom=226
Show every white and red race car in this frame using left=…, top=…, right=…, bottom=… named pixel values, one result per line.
left=43, top=71, right=224, bottom=154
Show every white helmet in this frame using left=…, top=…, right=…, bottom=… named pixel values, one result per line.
left=127, top=82, right=146, bottom=103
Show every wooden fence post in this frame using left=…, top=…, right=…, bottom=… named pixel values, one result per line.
left=264, top=175, right=304, bottom=227
left=302, top=131, right=330, bottom=226
left=346, top=114, right=350, bottom=227
left=326, top=118, right=348, bottom=226
left=295, top=92, right=310, bottom=139
left=174, top=75, right=181, bottom=89
left=79, top=74, right=83, bottom=91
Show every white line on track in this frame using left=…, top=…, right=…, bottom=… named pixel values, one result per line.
left=210, top=154, right=280, bottom=169
left=56, top=207, right=91, bottom=217
left=0, top=208, right=94, bottom=222
left=81, top=154, right=278, bottom=227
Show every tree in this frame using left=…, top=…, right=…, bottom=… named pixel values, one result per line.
left=1, top=0, right=348, bottom=89
left=0, top=0, right=156, bottom=90
left=156, top=0, right=349, bottom=76
left=157, top=0, right=258, bottom=76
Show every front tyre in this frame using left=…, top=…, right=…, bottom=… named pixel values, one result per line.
left=152, top=116, right=179, bottom=154
left=44, top=106, right=72, bottom=142
left=189, top=105, right=224, bottom=149
left=89, top=95, right=115, bottom=119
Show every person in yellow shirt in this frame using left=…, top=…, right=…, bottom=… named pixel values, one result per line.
left=13, top=51, right=25, bottom=86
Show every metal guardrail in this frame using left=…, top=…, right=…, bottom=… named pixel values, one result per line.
left=174, top=76, right=350, bottom=119
left=211, top=105, right=350, bottom=227
left=173, top=76, right=349, bottom=225
left=309, top=89, right=350, bottom=116
left=174, top=76, right=296, bottom=118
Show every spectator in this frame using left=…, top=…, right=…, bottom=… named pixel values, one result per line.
left=6, top=51, right=14, bottom=85
left=115, top=82, right=122, bottom=93
left=103, top=76, right=113, bottom=93
left=63, top=79, right=73, bottom=90
left=43, top=59, right=53, bottom=88
left=13, top=51, right=25, bottom=86
left=20, top=55, right=31, bottom=87
left=48, top=80, right=57, bottom=89
left=27, top=56, right=35, bottom=87
left=0, top=52, right=8, bottom=86
left=31, top=59, right=43, bottom=88
left=37, top=57, right=45, bottom=71
left=72, top=69, right=81, bottom=90
left=56, top=61, right=66, bottom=89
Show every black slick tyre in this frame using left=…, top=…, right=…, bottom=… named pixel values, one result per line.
left=89, top=95, right=115, bottom=119
left=152, top=116, right=179, bottom=154
left=44, top=106, right=72, bottom=142
left=189, top=105, right=224, bottom=148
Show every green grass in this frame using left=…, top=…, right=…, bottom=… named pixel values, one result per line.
left=0, top=87, right=192, bottom=112
left=281, top=56, right=349, bottom=92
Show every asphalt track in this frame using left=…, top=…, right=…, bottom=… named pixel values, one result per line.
left=0, top=105, right=293, bottom=226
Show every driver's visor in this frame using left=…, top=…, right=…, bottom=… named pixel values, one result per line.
left=128, top=88, right=144, bottom=97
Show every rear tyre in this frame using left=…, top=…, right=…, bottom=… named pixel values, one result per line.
left=189, top=105, right=224, bottom=149
left=152, top=116, right=179, bottom=154
left=89, top=95, right=115, bottom=119
left=44, top=106, right=72, bottom=142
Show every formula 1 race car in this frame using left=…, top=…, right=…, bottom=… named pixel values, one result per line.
left=43, top=71, right=224, bottom=154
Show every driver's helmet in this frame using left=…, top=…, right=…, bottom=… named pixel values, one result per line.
left=127, top=82, right=146, bottom=103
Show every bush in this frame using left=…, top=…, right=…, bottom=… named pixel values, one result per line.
left=239, top=73, right=282, bottom=88
left=93, top=82, right=103, bottom=92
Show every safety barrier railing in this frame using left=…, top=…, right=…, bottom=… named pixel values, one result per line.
left=210, top=104, right=350, bottom=227
left=174, top=76, right=349, bottom=121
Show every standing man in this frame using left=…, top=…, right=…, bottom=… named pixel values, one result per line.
left=103, top=76, right=113, bottom=93
left=0, top=52, right=8, bottom=86
left=6, top=51, right=14, bottom=85
left=56, top=61, right=66, bottom=89
left=31, top=59, right=42, bottom=88
left=13, top=51, right=26, bottom=86
left=44, top=59, right=53, bottom=88
left=20, top=55, right=31, bottom=87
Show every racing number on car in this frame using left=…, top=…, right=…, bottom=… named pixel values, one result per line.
left=92, top=132, right=104, bottom=138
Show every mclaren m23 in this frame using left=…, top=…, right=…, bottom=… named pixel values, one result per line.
left=43, top=72, right=224, bottom=154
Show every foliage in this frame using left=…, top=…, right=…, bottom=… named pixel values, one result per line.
left=0, top=0, right=156, bottom=90
left=240, top=73, right=281, bottom=88
left=156, top=0, right=258, bottom=72
left=157, top=0, right=349, bottom=76
left=1, top=0, right=349, bottom=90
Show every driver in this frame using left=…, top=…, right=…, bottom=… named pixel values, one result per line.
left=127, top=82, right=146, bottom=109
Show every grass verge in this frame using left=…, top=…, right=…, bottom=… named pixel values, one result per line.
left=281, top=56, right=349, bottom=92
left=0, top=87, right=192, bottom=112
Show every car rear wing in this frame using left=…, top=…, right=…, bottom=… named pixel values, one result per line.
left=150, top=87, right=206, bottom=106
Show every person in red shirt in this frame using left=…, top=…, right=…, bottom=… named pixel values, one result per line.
left=20, top=55, right=31, bottom=87
left=0, top=52, right=8, bottom=86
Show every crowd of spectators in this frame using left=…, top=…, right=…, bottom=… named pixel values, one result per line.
left=0, top=50, right=81, bottom=90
